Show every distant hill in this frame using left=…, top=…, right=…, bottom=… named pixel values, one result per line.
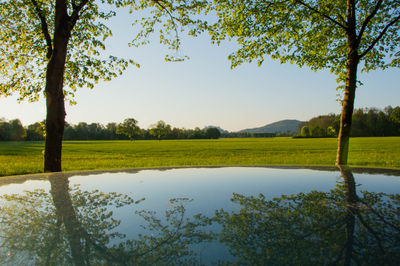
left=238, top=119, right=302, bottom=134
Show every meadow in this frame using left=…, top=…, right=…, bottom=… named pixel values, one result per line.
left=0, top=137, right=399, bottom=177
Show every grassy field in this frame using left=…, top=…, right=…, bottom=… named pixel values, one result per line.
left=0, top=137, right=399, bottom=176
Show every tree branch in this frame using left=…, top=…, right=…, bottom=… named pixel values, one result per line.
left=359, top=14, right=400, bottom=59
left=153, top=0, right=180, bottom=41
left=70, top=0, right=90, bottom=26
left=295, top=0, right=348, bottom=30
left=30, top=0, right=53, bottom=59
left=335, top=11, right=346, bottom=26
left=357, top=0, right=384, bottom=45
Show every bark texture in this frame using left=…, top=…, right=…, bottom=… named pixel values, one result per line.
left=44, top=1, right=71, bottom=172
left=336, top=0, right=359, bottom=166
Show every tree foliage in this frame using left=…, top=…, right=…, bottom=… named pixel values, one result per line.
left=209, top=0, right=400, bottom=78
left=0, top=119, right=27, bottom=141
left=0, top=0, right=136, bottom=103
left=116, top=118, right=139, bottom=140
left=207, top=0, right=400, bottom=165
left=149, top=120, right=172, bottom=140
left=297, top=105, right=400, bottom=137
left=205, top=127, right=221, bottom=139
left=0, top=0, right=209, bottom=171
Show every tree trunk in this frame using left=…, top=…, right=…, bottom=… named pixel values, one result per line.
left=44, top=6, right=70, bottom=172
left=44, top=61, right=66, bottom=172
left=335, top=58, right=358, bottom=166
left=336, top=0, right=359, bottom=166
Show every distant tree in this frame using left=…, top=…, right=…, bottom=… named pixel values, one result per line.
left=208, top=0, right=400, bottom=166
left=298, top=106, right=400, bottom=138
left=117, top=118, right=139, bottom=141
left=0, top=119, right=11, bottom=141
left=170, top=127, right=182, bottom=139
left=206, top=127, right=221, bottom=139
left=308, top=114, right=337, bottom=132
left=375, top=111, right=388, bottom=136
left=389, top=106, right=400, bottom=124
left=9, top=119, right=26, bottom=141
left=365, top=108, right=379, bottom=136
left=300, top=126, right=310, bottom=137
left=88, top=123, right=105, bottom=140
left=326, top=126, right=336, bottom=137
left=63, top=122, right=76, bottom=140
left=76, top=122, right=90, bottom=140
left=311, top=126, right=325, bottom=137
left=190, top=127, right=204, bottom=139
left=105, top=122, right=119, bottom=140
left=389, top=106, right=400, bottom=135
left=351, top=108, right=370, bottom=137
left=26, top=122, right=45, bottom=141
left=149, top=121, right=171, bottom=141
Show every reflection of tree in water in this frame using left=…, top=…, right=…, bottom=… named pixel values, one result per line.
left=214, top=167, right=400, bottom=265
left=1, top=170, right=400, bottom=265
left=0, top=174, right=210, bottom=265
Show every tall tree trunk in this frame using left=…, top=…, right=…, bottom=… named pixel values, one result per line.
left=44, top=4, right=70, bottom=172
left=44, top=58, right=67, bottom=172
left=336, top=0, right=359, bottom=166
left=336, top=56, right=358, bottom=165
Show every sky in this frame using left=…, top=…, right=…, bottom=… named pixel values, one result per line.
left=0, top=8, right=399, bottom=132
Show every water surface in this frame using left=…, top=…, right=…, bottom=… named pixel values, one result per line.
left=0, top=167, right=399, bottom=265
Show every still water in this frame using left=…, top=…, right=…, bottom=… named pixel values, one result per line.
left=0, top=167, right=399, bottom=265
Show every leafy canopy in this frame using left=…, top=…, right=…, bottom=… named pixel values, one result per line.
left=209, top=0, right=400, bottom=81
left=0, top=0, right=139, bottom=103
left=0, top=0, right=207, bottom=103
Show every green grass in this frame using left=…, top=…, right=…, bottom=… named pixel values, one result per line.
left=0, top=137, right=399, bottom=176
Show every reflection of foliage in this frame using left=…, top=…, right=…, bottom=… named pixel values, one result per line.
left=115, top=198, right=212, bottom=265
left=0, top=186, right=135, bottom=265
left=214, top=187, right=400, bottom=265
left=0, top=178, right=211, bottom=265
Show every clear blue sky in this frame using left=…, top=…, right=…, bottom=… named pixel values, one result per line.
left=0, top=8, right=399, bottom=132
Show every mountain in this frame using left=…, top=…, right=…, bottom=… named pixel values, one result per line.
left=238, top=119, right=302, bottom=134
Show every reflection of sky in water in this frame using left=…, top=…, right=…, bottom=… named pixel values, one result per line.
left=1, top=167, right=399, bottom=232
left=1, top=167, right=400, bottom=217
left=0, top=167, right=399, bottom=264
left=70, top=168, right=342, bottom=217
left=2, top=167, right=400, bottom=196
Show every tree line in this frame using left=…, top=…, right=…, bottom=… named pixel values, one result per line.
left=3, top=105, right=399, bottom=142
left=0, top=118, right=222, bottom=141
left=297, top=106, right=400, bottom=138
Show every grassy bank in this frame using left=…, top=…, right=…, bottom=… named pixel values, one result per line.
left=0, top=137, right=399, bottom=176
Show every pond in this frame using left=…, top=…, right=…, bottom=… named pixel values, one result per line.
left=0, top=167, right=399, bottom=265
